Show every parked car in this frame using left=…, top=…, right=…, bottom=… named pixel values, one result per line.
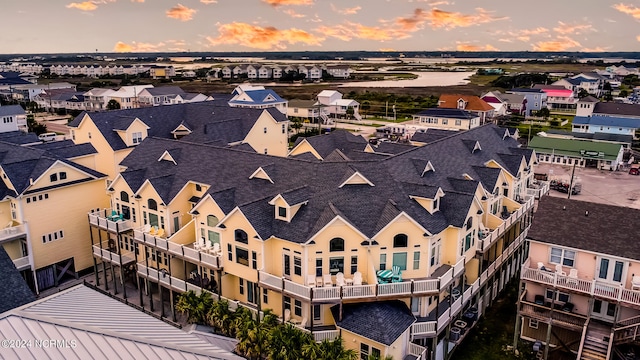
left=550, top=179, right=582, bottom=195
left=38, top=132, right=57, bottom=142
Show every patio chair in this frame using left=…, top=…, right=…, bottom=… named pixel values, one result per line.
left=632, top=276, right=640, bottom=291
left=212, top=242, right=221, bottom=256
left=336, top=272, right=345, bottom=287
left=555, top=264, right=566, bottom=276
left=391, top=265, right=402, bottom=282
left=307, top=274, right=316, bottom=288
left=203, top=238, right=212, bottom=252
left=323, top=274, right=333, bottom=287
left=353, top=272, right=363, bottom=286
left=156, top=228, right=165, bottom=238
left=143, top=224, right=151, bottom=233
left=284, top=309, right=291, bottom=323
left=149, top=226, right=157, bottom=235
left=568, top=269, right=579, bottom=284
left=300, top=317, right=308, bottom=328
left=537, top=262, right=547, bottom=271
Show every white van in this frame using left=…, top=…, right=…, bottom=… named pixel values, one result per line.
left=38, top=133, right=57, bottom=142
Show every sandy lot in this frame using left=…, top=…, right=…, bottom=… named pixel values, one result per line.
left=535, top=163, right=640, bottom=209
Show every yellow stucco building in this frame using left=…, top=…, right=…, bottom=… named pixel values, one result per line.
left=87, top=123, right=546, bottom=360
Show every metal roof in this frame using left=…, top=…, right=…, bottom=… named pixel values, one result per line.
left=0, top=285, right=242, bottom=360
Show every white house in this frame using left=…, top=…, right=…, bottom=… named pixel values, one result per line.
left=0, top=104, right=27, bottom=133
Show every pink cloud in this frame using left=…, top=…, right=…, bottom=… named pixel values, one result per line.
left=166, top=4, right=197, bottom=21
left=206, top=22, right=323, bottom=49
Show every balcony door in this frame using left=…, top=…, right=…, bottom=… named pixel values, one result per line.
left=596, top=257, right=625, bottom=284
left=591, top=299, right=616, bottom=322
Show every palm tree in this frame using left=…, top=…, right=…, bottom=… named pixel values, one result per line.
left=319, top=337, right=358, bottom=360
left=236, top=309, right=279, bottom=359
left=207, top=299, right=235, bottom=336
left=191, top=291, right=213, bottom=324
left=175, top=291, right=200, bottom=323
left=267, top=323, right=313, bottom=360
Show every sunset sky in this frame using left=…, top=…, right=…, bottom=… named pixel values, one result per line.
left=2, top=0, right=640, bottom=54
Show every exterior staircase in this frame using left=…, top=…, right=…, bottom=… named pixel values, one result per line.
left=579, top=322, right=611, bottom=360
left=319, top=112, right=332, bottom=125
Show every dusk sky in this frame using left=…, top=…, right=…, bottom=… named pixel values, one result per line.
left=3, top=0, right=640, bottom=54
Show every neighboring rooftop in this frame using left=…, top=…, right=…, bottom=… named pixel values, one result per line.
left=573, top=114, right=640, bottom=128
left=414, top=108, right=478, bottom=119
left=528, top=197, right=640, bottom=261
left=528, top=136, right=623, bottom=161
left=593, top=102, right=640, bottom=117
left=0, top=104, right=26, bottom=116
left=0, top=247, right=35, bottom=314
left=330, top=300, right=415, bottom=346
left=0, top=285, right=242, bottom=360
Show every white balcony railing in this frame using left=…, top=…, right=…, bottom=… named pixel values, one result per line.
left=522, top=262, right=640, bottom=308
left=453, top=258, right=465, bottom=277
left=408, top=342, right=428, bottom=360
left=313, top=330, right=340, bottom=342
left=411, top=321, right=437, bottom=336
left=134, top=228, right=222, bottom=269
left=0, top=224, right=27, bottom=244
left=480, top=196, right=534, bottom=252
left=12, top=255, right=30, bottom=270
left=88, top=209, right=134, bottom=233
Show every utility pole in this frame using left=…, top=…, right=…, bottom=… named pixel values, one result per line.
left=567, top=160, right=577, bottom=200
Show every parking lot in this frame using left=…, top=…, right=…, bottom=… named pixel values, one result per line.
left=535, top=163, right=640, bottom=209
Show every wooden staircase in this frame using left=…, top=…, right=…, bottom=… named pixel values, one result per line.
left=579, top=322, right=611, bottom=360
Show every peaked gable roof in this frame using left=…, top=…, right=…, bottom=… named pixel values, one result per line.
left=438, top=94, right=493, bottom=112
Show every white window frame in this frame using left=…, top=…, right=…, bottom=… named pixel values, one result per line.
left=549, top=247, right=575, bottom=267
left=529, top=319, right=539, bottom=329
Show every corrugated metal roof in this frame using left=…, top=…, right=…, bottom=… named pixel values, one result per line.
left=0, top=285, right=242, bottom=360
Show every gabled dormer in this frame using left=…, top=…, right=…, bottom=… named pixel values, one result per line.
left=268, top=187, right=309, bottom=222
left=410, top=187, right=445, bottom=214
left=462, top=139, right=482, bottom=154
left=339, top=170, right=374, bottom=188
left=249, top=164, right=274, bottom=184
left=411, top=158, right=435, bottom=177
left=114, top=117, right=150, bottom=147
left=171, top=122, right=192, bottom=140
left=158, top=149, right=179, bottom=165
left=457, top=98, right=467, bottom=109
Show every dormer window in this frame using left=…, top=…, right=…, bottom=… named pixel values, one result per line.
left=120, top=191, right=129, bottom=203
left=132, top=131, right=143, bottom=144
left=393, top=234, right=408, bottom=248
left=329, top=237, right=345, bottom=252
left=235, top=229, right=248, bottom=244
left=277, top=206, right=287, bottom=219
left=148, top=199, right=158, bottom=211
left=433, top=197, right=440, bottom=211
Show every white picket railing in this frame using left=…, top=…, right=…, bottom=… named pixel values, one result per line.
left=0, top=224, right=27, bottom=243
left=313, top=330, right=340, bottom=342
left=378, top=281, right=412, bottom=296
left=88, top=209, right=134, bottom=233
left=342, top=284, right=376, bottom=299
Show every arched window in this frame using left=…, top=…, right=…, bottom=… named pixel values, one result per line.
left=207, top=215, right=218, bottom=227
left=235, top=229, right=248, bottom=244
left=466, top=217, right=473, bottom=231
left=120, top=191, right=129, bottom=203
left=329, top=237, right=345, bottom=252
left=148, top=199, right=157, bottom=211
left=393, top=234, right=408, bottom=248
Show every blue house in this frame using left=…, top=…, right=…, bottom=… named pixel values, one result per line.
left=506, top=88, right=547, bottom=117
left=572, top=115, right=640, bottom=137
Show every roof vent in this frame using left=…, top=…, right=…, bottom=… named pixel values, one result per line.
left=562, top=206, right=566, bottom=210
left=585, top=211, right=589, bottom=216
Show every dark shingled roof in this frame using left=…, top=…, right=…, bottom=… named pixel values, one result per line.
left=0, top=131, right=40, bottom=145
left=528, top=197, right=640, bottom=261
left=118, top=124, right=529, bottom=243
left=593, top=102, right=640, bottom=117
left=301, top=130, right=369, bottom=159
left=68, top=102, right=287, bottom=152
left=373, top=142, right=415, bottom=155
left=0, top=247, right=35, bottom=313
left=410, top=129, right=459, bottom=144
left=330, top=301, right=415, bottom=346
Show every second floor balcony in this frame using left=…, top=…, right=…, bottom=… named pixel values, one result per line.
left=479, top=195, right=534, bottom=253
left=521, top=259, right=640, bottom=309
left=88, top=209, right=134, bottom=233
left=0, top=224, right=27, bottom=245
left=259, top=257, right=466, bottom=303
left=133, top=224, right=223, bottom=270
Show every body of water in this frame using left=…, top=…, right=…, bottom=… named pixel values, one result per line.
left=339, top=71, right=476, bottom=88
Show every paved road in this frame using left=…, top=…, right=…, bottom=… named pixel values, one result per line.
left=536, top=163, right=640, bottom=209
left=301, top=122, right=378, bottom=138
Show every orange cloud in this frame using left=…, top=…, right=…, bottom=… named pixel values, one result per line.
left=330, top=4, right=361, bottom=15
left=66, top=1, right=98, bottom=11
left=200, top=0, right=217, bottom=3
left=379, top=48, right=396, bottom=52
left=395, top=7, right=507, bottom=31
left=456, top=42, right=498, bottom=51
left=553, top=22, right=594, bottom=35
left=317, top=22, right=409, bottom=41
left=533, top=36, right=581, bottom=51
left=206, top=22, right=323, bottom=49
left=262, top=0, right=312, bottom=6
left=283, top=9, right=306, bottom=18
left=113, top=41, right=167, bottom=52
left=581, top=46, right=607, bottom=52
left=637, top=35, right=640, bottom=41
left=613, top=3, right=640, bottom=19
left=166, top=4, right=196, bottom=21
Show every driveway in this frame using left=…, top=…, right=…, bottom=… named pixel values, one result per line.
left=535, top=163, right=640, bottom=209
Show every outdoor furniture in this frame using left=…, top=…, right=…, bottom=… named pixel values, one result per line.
left=391, top=265, right=402, bottom=282
left=633, top=276, right=640, bottom=291
left=156, top=228, right=165, bottom=238
left=316, top=277, right=323, bottom=287
left=284, top=309, right=291, bottom=322
left=568, top=269, right=579, bottom=284
left=562, top=302, right=574, bottom=312
left=149, top=226, right=157, bottom=235
left=344, top=276, right=353, bottom=286
left=203, top=238, right=212, bottom=252
left=353, top=272, right=363, bottom=286
left=323, top=274, right=333, bottom=287
left=555, top=264, right=566, bottom=276
left=307, top=275, right=316, bottom=288
left=211, top=242, right=221, bottom=256
left=336, top=272, right=345, bottom=287
left=376, top=269, right=393, bottom=283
